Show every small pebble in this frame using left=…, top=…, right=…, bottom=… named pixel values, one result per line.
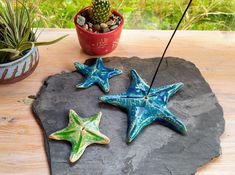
left=113, top=16, right=118, bottom=21
left=82, top=24, right=89, bottom=30
left=100, top=23, right=108, bottom=29
left=117, top=17, right=122, bottom=25
left=110, top=25, right=118, bottom=30
left=78, top=13, right=122, bottom=33
left=93, top=24, right=101, bottom=31
left=103, top=28, right=110, bottom=33
left=106, top=20, right=115, bottom=26
left=88, top=22, right=93, bottom=28
left=77, top=15, right=86, bottom=26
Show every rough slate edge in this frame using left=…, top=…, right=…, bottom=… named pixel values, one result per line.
left=32, top=57, right=225, bottom=175
left=32, top=84, right=53, bottom=175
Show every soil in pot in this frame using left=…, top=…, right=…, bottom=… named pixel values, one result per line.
left=76, top=8, right=123, bottom=34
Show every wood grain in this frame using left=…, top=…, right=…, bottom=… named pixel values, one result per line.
left=0, top=29, right=234, bottom=175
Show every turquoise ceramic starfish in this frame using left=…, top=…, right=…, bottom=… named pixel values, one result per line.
left=49, top=110, right=110, bottom=163
left=74, top=57, right=123, bottom=93
left=100, top=70, right=187, bottom=143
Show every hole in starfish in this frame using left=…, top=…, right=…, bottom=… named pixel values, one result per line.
left=144, top=96, right=149, bottom=100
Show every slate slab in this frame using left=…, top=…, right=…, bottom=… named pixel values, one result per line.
left=32, top=57, right=225, bottom=175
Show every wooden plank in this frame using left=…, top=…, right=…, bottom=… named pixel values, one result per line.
left=0, top=29, right=234, bottom=175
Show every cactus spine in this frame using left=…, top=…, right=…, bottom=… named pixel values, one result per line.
left=91, top=0, right=111, bottom=24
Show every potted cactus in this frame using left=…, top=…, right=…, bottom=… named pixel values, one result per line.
left=0, top=0, right=67, bottom=84
left=74, top=0, right=124, bottom=55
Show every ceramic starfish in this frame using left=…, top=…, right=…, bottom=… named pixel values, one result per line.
left=100, top=69, right=187, bottom=143
left=74, top=57, right=123, bottom=93
left=49, top=110, right=110, bottom=163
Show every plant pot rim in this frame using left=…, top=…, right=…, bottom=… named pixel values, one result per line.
left=0, top=47, right=37, bottom=68
left=74, top=6, right=124, bottom=36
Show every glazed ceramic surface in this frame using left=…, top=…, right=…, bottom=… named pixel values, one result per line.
left=74, top=57, right=122, bottom=92
left=33, top=57, right=224, bottom=175
left=49, top=109, right=110, bottom=163
left=0, top=47, right=39, bottom=84
left=100, top=69, right=187, bottom=143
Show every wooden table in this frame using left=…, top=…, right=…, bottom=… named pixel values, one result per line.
left=0, top=29, right=234, bottom=175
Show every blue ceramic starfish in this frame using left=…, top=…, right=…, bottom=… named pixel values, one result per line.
left=74, top=57, right=123, bottom=93
left=100, top=69, right=187, bottom=143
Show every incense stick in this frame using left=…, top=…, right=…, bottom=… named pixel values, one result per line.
left=147, top=0, right=193, bottom=95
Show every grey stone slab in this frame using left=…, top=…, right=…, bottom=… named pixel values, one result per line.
left=32, top=57, right=225, bottom=175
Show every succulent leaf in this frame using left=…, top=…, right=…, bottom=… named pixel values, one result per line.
left=0, top=0, right=67, bottom=63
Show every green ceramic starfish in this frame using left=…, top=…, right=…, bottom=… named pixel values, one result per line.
left=49, top=110, right=110, bottom=163
left=74, top=57, right=123, bottom=93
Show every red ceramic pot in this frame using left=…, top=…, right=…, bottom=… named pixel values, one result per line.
left=74, top=7, right=124, bottom=56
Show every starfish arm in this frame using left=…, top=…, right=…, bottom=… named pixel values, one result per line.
left=128, top=70, right=150, bottom=96
left=83, top=112, right=110, bottom=144
left=157, top=109, right=187, bottom=135
left=83, top=112, right=102, bottom=129
left=85, top=129, right=110, bottom=144
left=76, top=78, right=95, bottom=89
left=96, top=57, right=122, bottom=79
left=69, top=109, right=84, bottom=126
left=108, top=68, right=123, bottom=78
left=96, top=57, right=105, bottom=69
left=69, top=133, right=87, bottom=163
left=153, top=83, right=184, bottom=102
left=99, top=93, right=131, bottom=109
left=74, top=62, right=91, bottom=75
left=96, top=57, right=103, bottom=69
left=127, top=106, right=157, bottom=143
left=49, top=124, right=76, bottom=141
left=97, top=78, right=110, bottom=93
left=50, top=110, right=84, bottom=142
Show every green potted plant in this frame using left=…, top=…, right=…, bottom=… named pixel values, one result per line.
left=74, top=0, right=124, bottom=55
left=0, top=0, right=67, bottom=84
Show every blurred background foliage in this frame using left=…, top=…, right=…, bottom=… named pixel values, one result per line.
left=27, top=0, right=235, bottom=30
